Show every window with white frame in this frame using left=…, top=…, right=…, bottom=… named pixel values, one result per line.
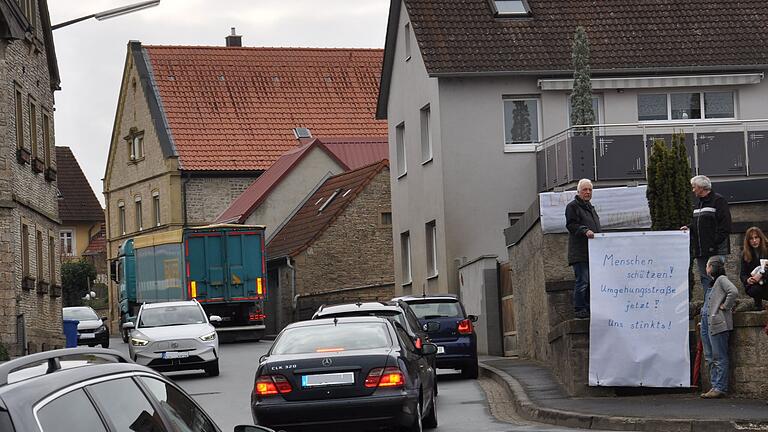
left=637, top=91, right=735, bottom=121
left=59, top=230, right=74, bottom=256
left=425, top=221, right=437, bottom=278
left=503, top=97, right=540, bottom=146
left=492, top=0, right=530, bottom=16
left=135, top=196, right=143, bottom=231
left=420, top=105, right=432, bottom=163
left=118, top=201, right=126, bottom=235
left=401, top=231, right=412, bottom=285
left=152, top=191, right=161, bottom=227
left=396, top=122, right=407, bottom=177
left=567, top=95, right=602, bottom=126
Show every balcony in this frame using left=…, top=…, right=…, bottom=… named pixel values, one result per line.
left=535, top=119, right=768, bottom=198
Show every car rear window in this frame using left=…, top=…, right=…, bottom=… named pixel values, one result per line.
left=408, top=301, right=463, bottom=319
left=139, top=305, right=205, bottom=328
left=63, top=308, right=99, bottom=321
left=271, top=322, right=392, bottom=354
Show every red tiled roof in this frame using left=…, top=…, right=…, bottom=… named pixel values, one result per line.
left=56, top=147, right=104, bottom=223
left=143, top=46, right=387, bottom=171
left=267, top=160, right=389, bottom=258
left=215, top=137, right=389, bottom=224
left=83, top=224, right=106, bottom=256
left=321, top=137, right=389, bottom=170
left=398, top=0, right=768, bottom=75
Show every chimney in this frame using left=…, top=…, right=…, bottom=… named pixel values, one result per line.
left=226, top=27, right=242, bottom=47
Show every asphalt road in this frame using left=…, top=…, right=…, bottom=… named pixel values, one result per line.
left=111, top=337, right=592, bottom=432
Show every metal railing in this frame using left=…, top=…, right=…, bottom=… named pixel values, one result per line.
left=534, top=119, right=768, bottom=192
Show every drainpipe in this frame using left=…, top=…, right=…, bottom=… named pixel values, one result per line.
left=287, top=257, right=296, bottom=322
left=182, top=171, right=191, bottom=226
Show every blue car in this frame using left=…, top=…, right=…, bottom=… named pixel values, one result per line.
left=393, top=295, right=479, bottom=379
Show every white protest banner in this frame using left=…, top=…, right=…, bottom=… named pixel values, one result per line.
left=539, top=186, right=651, bottom=234
left=588, top=231, right=690, bottom=387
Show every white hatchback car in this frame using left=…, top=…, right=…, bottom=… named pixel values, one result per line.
left=124, top=300, right=222, bottom=376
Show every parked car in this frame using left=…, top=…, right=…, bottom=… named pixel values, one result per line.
left=0, top=347, right=274, bottom=432
left=123, top=299, right=222, bottom=376
left=62, top=306, right=110, bottom=348
left=394, top=294, right=479, bottom=379
left=252, top=316, right=438, bottom=431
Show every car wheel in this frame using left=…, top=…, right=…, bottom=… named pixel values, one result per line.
left=461, top=360, right=479, bottom=379
left=205, top=359, right=220, bottom=377
left=402, top=399, right=422, bottom=432
left=122, top=329, right=129, bottom=343
left=102, top=338, right=110, bottom=349
left=423, top=391, right=437, bottom=429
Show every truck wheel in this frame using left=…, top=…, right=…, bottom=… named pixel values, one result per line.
left=122, top=329, right=129, bottom=343
left=206, top=359, right=220, bottom=377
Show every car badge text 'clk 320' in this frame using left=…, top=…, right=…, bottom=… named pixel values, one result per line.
left=269, top=364, right=297, bottom=371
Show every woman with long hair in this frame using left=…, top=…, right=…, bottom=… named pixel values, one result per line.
left=740, top=226, right=768, bottom=311
left=700, top=257, right=738, bottom=399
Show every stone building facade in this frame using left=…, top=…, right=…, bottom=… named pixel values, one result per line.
left=267, top=162, right=394, bottom=332
left=0, top=0, right=62, bottom=356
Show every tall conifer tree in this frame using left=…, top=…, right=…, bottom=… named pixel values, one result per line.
left=571, top=26, right=595, bottom=135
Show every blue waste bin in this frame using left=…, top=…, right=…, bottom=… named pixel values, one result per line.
left=63, top=319, right=79, bottom=348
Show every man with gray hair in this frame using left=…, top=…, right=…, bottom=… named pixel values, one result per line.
left=566, top=179, right=601, bottom=319
left=682, top=175, right=732, bottom=297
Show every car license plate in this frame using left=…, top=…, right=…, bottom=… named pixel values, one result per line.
left=301, top=372, right=354, bottom=387
left=437, top=346, right=445, bottom=354
left=79, top=333, right=95, bottom=339
left=162, top=351, right=189, bottom=360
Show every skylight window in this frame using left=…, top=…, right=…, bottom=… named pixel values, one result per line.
left=318, top=189, right=341, bottom=213
left=493, top=0, right=530, bottom=16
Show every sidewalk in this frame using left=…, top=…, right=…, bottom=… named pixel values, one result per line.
left=479, top=356, right=768, bottom=432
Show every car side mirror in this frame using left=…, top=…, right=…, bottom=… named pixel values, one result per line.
left=259, top=354, right=268, bottom=363
left=423, top=321, right=440, bottom=333
left=420, top=343, right=438, bottom=356
left=122, top=322, right=135, bottom=330
left=468, top=314, right=478, bottom=323
left=234, top=426, right=276, bottom=432
left=209, top=315, right=222, bottom=323
left=101, top=316, right=108, bottom=322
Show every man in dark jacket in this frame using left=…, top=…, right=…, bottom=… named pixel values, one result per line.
left=566, top=179, right=601, bottom=319
left=682, top=175, right=732, bottom=297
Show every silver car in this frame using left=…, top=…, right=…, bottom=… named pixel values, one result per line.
left=124, top=300, right=222, bottom=376
left=62, top=306, right=110, bottom=348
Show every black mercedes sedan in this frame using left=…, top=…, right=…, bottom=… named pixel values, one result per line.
left=251, top=316, right=438, bottom=431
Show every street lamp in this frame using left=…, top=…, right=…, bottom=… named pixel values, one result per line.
left=51, top=0, right=161, bottom=30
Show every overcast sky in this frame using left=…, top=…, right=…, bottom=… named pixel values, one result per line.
left=48, top=0, right=390, bottom=206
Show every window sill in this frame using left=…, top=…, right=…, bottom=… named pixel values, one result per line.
left=426, top=273, right=439, bottom=280
left=128, top=157, right=145, bottom=165
left=421, top=157, right=433, bottom=166
left=503, top=144, right=537, bottom=153
left=397, top=171, right=408, bottom=180
left=402, top=281, right=413, bottom=287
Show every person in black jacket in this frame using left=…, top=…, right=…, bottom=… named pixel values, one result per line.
left=681, top=175, right=732, bottom=298
left=566, top=179, right=601, bottom=319
left=740, top=226, right=768, bottom=311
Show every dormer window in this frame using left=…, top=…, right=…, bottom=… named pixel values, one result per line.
left=492, top=0, right=530, bottom=16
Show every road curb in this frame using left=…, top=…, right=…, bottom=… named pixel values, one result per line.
left=479, top=362, right=754, bottom=432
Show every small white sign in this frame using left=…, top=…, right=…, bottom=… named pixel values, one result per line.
left=539, top=186, right=651, bottom=234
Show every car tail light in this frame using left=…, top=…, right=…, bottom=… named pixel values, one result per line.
left=365, top=367, right=404, bottom=388
left=255, top=375, right=292, bottom=396
left=457, top=319, right=473, bottom=335
left=249, top=312, right=266, bottom=321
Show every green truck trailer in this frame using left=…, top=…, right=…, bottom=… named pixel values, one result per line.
left=112, top=224, right=267, bottom=342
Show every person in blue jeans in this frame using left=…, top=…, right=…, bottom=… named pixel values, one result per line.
left=566, top=179, right=601, bottom=319
left=700, top=256, right=738, bottom=399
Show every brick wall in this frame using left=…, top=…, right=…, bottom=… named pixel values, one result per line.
left=184, top=176, right=258, bottom=225
left=0, top=8, right=64, bottom=355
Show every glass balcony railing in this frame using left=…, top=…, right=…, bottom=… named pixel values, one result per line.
left=534, top=119, right=768, bottom=192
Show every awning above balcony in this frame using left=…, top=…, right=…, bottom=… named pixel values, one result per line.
left=538, top=73, right=764, bottom=91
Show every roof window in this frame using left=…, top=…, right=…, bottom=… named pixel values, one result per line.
left=491, top=0, right=530, bottom=17
left=318, top=189, right=341, bottom=213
